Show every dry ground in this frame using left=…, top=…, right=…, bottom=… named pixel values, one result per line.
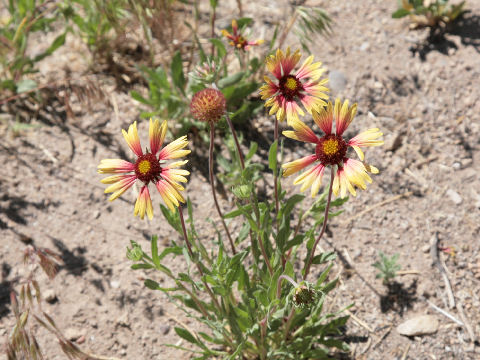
left=1, top=0, right=480, bottom=359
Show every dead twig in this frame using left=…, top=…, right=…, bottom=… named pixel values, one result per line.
left=456, top=300, right=477, bottom=343
left=396, top=270, right=420, bottom=275
left=372, top=325, right=392, bottom=350
left=430, top=232, right=455, bottom=308
left=400, top=342, right=411, bottom=360
left=342, top=192, right=412, bottom=224
left=345, top=309, right=374, bottom=333
left=427, top=300, right=463, bottom=326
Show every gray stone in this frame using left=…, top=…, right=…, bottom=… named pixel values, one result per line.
left=159, top=324, right=171, bottom=335
left=397, top=315, right=439, bottom=336
left=328, top=70, right=347, bottom=93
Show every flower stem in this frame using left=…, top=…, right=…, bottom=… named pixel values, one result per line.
left=209, top=123, right=237, bottom=255
left=282, top=170, right=335, bottom=340
left=225, top=112, right=245, bottom=169
left=273, top=118, right=280, bottom=217
left=276, top=274, right=299, bottom=300
left=303, top=169, right=335, bottom=279
left=178, top=206, right=222, bottom=312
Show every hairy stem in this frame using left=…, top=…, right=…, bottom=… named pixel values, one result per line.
left=178, top=206, right=222, bottom=312
left=303, top=170, right=334, bottom=279
left=225, top=112, right=245, bottom=169
left=209, top=123, right=237, bottom=254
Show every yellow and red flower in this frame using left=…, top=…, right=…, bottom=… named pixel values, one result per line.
left=98, top=119, right=190, bottom=219
left=282, top=99, right=383, bottom=198
left=259, top=48, right=329, bottom=124
left=221, top=19, right=264, bottom=51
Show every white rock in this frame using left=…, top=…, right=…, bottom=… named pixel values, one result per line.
left=397, top=315, right=439, bottom=336
left=446, top=189, right=462, bottom=205
left=44, top=289, right=57, bottom=303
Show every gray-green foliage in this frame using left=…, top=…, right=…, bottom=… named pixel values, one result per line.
left=372, top=252, right=401, bottom=284
left=294, top=6, right=333, bottom=53
left=128, top=141, right=350, bottom=358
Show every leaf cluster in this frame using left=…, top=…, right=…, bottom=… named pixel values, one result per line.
left=128, top=138, right=350, bottom=358
left=372, top=251, right=401, bottom=285
left=0, top=0, right=68, bottom=94
left=392, top=0, right=466, bottom=28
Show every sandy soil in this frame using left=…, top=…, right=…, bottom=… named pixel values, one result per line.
left=1, top=0, right=480, bottom=359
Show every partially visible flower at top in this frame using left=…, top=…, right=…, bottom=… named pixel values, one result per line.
left=98, top=119, right=190, bottom=220
left=259, top=47, right=329, bottom=124
left=221, top=19, right=264, bottom=51
left=190, top=59, right=219, bottom=85
left=282, top=99, right=384, bottom=198
left=190, top=88, right=226, bottom=123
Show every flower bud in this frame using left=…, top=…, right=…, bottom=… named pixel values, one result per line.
left=190, top=88, right=226, bottom=123
left=293, top=284, right=317, bottom=307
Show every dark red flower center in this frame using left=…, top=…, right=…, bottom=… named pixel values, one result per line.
left=134, top=152, right=161, bottom=184
left=279, top=75, right=303, bottom=100
left=315, top=134, right=347, bottom=166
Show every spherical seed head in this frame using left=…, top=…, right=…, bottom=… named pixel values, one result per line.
left=190, top=88, right=226, bottom=123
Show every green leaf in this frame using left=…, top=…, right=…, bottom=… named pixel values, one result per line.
left=236, top=17, right=253, bottom=28
left=268, top=140, right=278, bottom=173
left=171, top=51, right=186, bottom=94
left=34, top=32, right=66, bottom=62
left=284, top=235, right=304, bottom=252
left=246, top=141, right=258, bottom=160
left=130, top=90, right=151, bottom=105
left=151, top=235, right=160, bottom=268
left=144, top=279, right=160, bottom=290
left=232, top=184, right=251, bottom=199
left=218, top=72, right=244, bottom=88
left=174, top=327, right=199, bottom=345
left=392, top=8, right=411, bottom=18
left=131, top=263, right=154, bottom=270
left=209, top=38, right=226, bottom=58
left=16, top=79, right=37, bottom=93
left=312, top=251, right=336, bottom=265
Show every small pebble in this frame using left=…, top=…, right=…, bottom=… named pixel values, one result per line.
left=446, top=189, right=462, bottom=205
left=44, top=289, right=57, bottom=304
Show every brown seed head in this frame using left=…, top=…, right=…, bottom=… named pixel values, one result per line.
left=190, top=88, right=226, bottom=123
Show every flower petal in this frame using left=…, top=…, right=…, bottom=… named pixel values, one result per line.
left=134, top=186, right=153, bottom=220
left=103, top=175, right=137, bottom=201
left=98, top=159, right=135, bottom=174
left=156, top=179, right=185, bottom=211
left=282, top=154, right=317, bottom=177
left=122, top=121, right=143, bottom=157
left=149, top=118, right=167, bottom=155
left=334, top=99, right=357, bottom=136
left=295, top=56, right=325, bottom=81
left=159, top=135, right=191, bottom=160
left=312, top=101, right=334, bottom=135
left=293, top=163, right=325, bottom=197
left=282, top=120, right=318, bottom=143
left=348, top=128, right=384, bottom=151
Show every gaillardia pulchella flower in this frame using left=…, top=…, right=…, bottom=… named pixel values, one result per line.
left=221, top=19, right=264, bottom=51
left=282, top=99, right=384, bottom=198
left=98, top=119, right=190, bottom=219
left=259, top=48, right=329, bottom=124
left=190, top=88, right=226, bottom=123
